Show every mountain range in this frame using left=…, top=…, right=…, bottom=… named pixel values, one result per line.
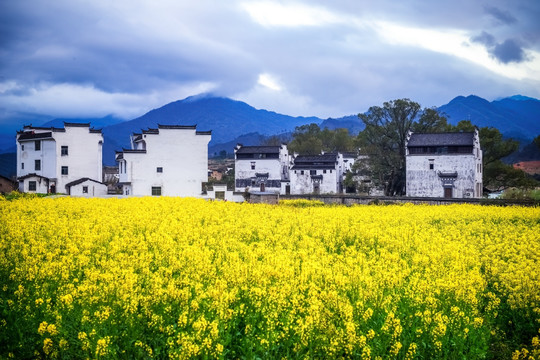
left=0, top=94, right=539, bottom=177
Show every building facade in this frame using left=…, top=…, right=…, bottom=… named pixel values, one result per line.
left=116, top=125, right=211, bottom=197
left=405, top=130, right=483, bottom=198
left=289, top=153, right=344, bottom=194
left=16, top=123, right=103, bottom=194
left=234, top=144, right=290, bottom=194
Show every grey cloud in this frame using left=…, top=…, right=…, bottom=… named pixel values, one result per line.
left=484, top=5, right=517, bottom=25
left=471, top=31, right=496, bottom=47
left=491, top=38, right=527, bottom=63
left=471, top=31, right=528, bottom=64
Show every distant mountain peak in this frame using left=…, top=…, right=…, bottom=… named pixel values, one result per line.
left=506, top=95, right=539, bottom=102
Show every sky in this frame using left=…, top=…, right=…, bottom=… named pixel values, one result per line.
left=1, top=0, right=540, bottom=124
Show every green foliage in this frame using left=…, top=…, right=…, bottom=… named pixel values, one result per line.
left=501, top=188, right=540, bottom=200
left=1, top=191, right=48, bottom=201
left=357, top=99, right=449, bottom=196
left=288, top=124, right=355, bottom=155
left=450, top=121, right=538, bottom=191
left=533, top=135, right=540, bottom=149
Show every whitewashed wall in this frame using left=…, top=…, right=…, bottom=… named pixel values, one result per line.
left=406, top=154, right=481, bottom=198
left=17, top=125, right=103, bottom=194
left=290, top=169, right=339, bottom=194
left=68, top=180, right=108, bottom=197
left=53, top=127, right=103, bottom=193
left=119, top=128, right=210, bottom=197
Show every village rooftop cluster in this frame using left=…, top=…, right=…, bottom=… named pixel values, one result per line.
left=13, top=122, right=483, bottom=200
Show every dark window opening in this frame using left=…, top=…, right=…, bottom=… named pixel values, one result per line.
left=157, top=167, right=163, bottom=173
left=83, top=186, right=88, bottom=193
left=310, top=170, right=317, bottom=175
left=61, top=166, right=68, bottom=175
left=35, top=159, right=41, bottom=171
left=152, top=186, right=162, bottom=196
left=61, top=146, right=68, bottom=156
left=29, top=181, right=37, bottom=191
left=35, top=140, right=41, bottom=151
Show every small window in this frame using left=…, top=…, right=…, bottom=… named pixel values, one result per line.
left=61, top=146, right=68, bottom=156
left=300, top=170, right=304, bottom=175
left=35, top=159, right=41, bottom=171
left=61, top=166, right=68, bottom=175
left=310, top=170, right=317, bottom=175
left=35, top=140, right=41, bottom=151
left=82, top=186, right=88, bottom=193
left=21, top=144, right=24, bottom=151
left=429, top=159, right=434, bottom=170
left=151, top=186, right=162, bottom=196
left=323, top=169, right=327, bottom=174
left=29, top=181, right=37, bottom=191
left=251, top=161, right=256, bottom=170
left=157, top=167, right=163, bottom=173
left=21, top=162, right=24, bottom=170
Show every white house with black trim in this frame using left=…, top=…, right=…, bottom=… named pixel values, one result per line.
left=234, top=144, right=290, bottom=194
left=116, top=125, right=211, bottom=197
left=405, top=130, right=483, bottom=198
left=16, top=123, right=103, bottom=194
left=289, top=153, right=345, bottom=194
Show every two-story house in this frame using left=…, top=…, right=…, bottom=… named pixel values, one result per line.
left=405, top=130, right=483, bottom=198
left=234, top=144, right=290, bottom=194
left=116, top=125, right=211, bottom=197
left=289, top=153, right=345, bottom=194
left=16, top=123, right=105, bottom=195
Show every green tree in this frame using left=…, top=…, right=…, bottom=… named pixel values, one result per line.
left=288, top=123, right=323, bottom=155
left=534, top=134, right=540, bottom=149
left=356, top=99, right=448, bottom=196
left=451, top=121, right=537, bottom=191
left=289, top=124, right=355, bottom=155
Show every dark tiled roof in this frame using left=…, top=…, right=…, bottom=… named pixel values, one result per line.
left=17, top=173, right=50, bottom=181
left=236, top=146, right=281, bottom=154
left=158, top=124, right=196, bottom=130
left=64, top=122, right=90, bottom=127
left=142, top=128, right=159, bottom=134
left=196, top=130, right=212, bottom=135
left=407, top=132, right=475, bottom=147
left=65, top=177, right=104, bottom=187
left=292, top=154, right=337, bottom=170
left=22, top=125, right=66, bottom=132
left=121, top=149, right=146, bottom=153
left=18, top=132, right=53, bottom=140
left=294, top=154, right=337, bottom=163
left=89, top=128, right=103, bottom=133
left=292, top=164, right=336, bottom=170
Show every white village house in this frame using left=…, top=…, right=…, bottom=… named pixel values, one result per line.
left=234, top=144, right=290, bottom=194
left=405, top=130, right=483, bottom=198
left=289, top=153, right=346, bottom=194
left=116, top=125, right=211, bottom=197
left=16, top=123, right=106, bottom=195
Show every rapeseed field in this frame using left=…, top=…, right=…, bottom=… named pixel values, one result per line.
left=0, top=196, right=539, bottom=359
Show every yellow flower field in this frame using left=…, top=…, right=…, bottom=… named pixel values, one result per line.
left=0, top=197, right=539, bottom=359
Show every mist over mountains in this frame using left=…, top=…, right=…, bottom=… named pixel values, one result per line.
left=0, top=94, right=539, bottom=176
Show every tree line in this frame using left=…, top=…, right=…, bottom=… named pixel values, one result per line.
left=283, top=99, right=539, bottom=196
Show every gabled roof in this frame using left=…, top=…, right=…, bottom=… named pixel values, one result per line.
left=18, top=132, right=53, bottom=141
left=65, top=177, right=104, bottom=187
left=291, top=154, right=338, bottom=170
left=17, top=173, right=50, bottom=181
left=235, top=146, right=281, bottom=154
left=407, top=132, right=475, bottom=147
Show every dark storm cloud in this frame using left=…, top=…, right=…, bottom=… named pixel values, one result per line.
left=0, top=0, right=539, bottom=119
left=484, top=5, right=518, bottom=25
left=491, top=38, right=527, bottom=64
left=471, top=30, right=528, bottom=64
